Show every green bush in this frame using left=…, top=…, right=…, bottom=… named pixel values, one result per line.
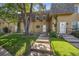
left=49, top=32, right=57, bottom=38
left=71, top=31, right=79, bottom=38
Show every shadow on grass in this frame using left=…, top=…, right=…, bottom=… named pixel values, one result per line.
left=0, top=33, right=37, bottom=56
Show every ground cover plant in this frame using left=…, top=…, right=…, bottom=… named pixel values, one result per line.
left=0, top=33, right=37, bottom=56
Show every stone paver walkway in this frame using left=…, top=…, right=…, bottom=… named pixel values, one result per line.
left=0, top=33, right=12, bottom=56
left=29, top=33, right=53, bottom=56
left=0, top=46, right=11, bottom=56
left=62, top=34, right=79, bottom=48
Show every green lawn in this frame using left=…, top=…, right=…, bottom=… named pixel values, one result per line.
left=0, top=33, right=4, bottom=36
left=50, top=38, right=79, bottom=56
left=0, top=33, right=37, bottom=56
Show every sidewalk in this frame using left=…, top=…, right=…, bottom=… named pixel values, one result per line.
left=62, top=34, right=79, bottom=48
left=29, top=33, right=53, bottom=56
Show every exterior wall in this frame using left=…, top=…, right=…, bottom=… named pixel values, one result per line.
left=51, top=13, right=79, bottom=34
left=9, top=23, right=17, bottom=32
left=0, top=20, right=8, bottom=32
left=57, top=14, right=72, bottom=34
left=0, top=19, right=17, bottom=33
left=29, top=19, right=47, bottom=33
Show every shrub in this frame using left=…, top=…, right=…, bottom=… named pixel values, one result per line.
left=49, top=32, right=57, bottom=38
left=71, top=31, right=79, bottom=38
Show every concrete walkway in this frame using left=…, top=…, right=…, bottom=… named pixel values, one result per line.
left=29, top=33, right=53, bottom=56
left=0, top=46, right=11, bottom=56
left=62, top=34, right=79, bottom=48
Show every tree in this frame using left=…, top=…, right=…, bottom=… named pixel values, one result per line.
left=38, top=3, right=46, bottom=12
left=20, top=3, right=28, bottom=35
left=27, top=3, right=33, bottom=35
left=53, top=15, right=58, bottom=32
left=17, top=3, right=34, bottom=34
left=50, top=3, right=59, bottom=33
left=0, top=3, right=47, bottom=34
left=25, top=3, right=46, bottom=35
left=0, top=3, right=18, bottom=32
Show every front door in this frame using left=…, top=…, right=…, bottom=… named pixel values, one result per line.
left=42, top=25, right=46, bottom=32
left=60, top=22, right=66, bottom=33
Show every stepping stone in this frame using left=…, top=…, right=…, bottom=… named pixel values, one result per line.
left=0, top=46, right=11, bottom=56
left=31, top=42, right=51, bottom=51
left=29, top=33, right=52, bottom=56
left=29, top=51, right=51, bottom=56
left=36, top=39, right=49, bottom=43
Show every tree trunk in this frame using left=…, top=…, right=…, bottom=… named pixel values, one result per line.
left=17, top=20, right=21, bottom=32
left=54, top=15, right=58, bottom=33
left=20, top=3, right=33, bottom=35
left=15, top=3, right=22, bottom=33
left=47, top=14, right=52, bottom=33
left=27, top=3, right=33, bottom=35
left=21, top=3, right=28, bottom=35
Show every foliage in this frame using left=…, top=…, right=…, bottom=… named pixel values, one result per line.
left=50, top=38, right=79, bottom=56
left=38, top=3, right=46, bottom=11
left=49, top=31, right=58, bottom=38
left=0, top=33, right=37, bottom=56
left=0, top=3, right=18, bottom=24
left=0, top=3, right=46, bottom=34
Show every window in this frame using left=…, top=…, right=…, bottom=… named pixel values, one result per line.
left=74, top=6, right=79, bottom=13
left=74, top=7, right=78, bottom=13
left=77, top=6, right=79, bottom=13
left=72, top=21, right=77, bottom=30
left=35, top=16, right=39, bottom=20
left=72, top=21, right=79, bottom=31
left=36, top=25, right=40, bottom=28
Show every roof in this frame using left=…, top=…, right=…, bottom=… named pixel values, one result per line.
left=27, top=3, right=75, bottom=16
left=49, top=3, right=75, bottom=14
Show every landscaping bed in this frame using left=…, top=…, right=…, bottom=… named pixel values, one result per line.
left=0, top=33, right=37, bottom=56
left=49, top=32, right=79, bottom=56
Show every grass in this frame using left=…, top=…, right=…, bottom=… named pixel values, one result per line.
left=0, top=33, right=4, bottom=36
left=50, top=38, right=79, bottom=56
left=0, top=33, right=37, bottom=56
